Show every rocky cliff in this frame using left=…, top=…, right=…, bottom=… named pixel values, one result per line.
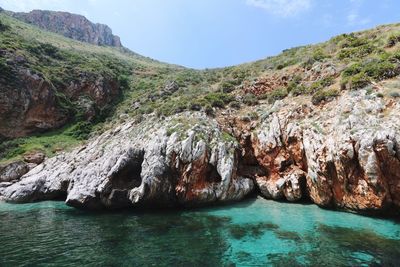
left=9, top=10, right=122, bottom=47
left=1, top=86, right=400, bottom=215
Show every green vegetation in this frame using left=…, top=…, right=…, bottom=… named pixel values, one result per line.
left=309, top=77, right=335, bottom=93
left=1, top=12, right=400, bottom=163
left=266, top=87, right=288, bottom=103
left=311, top=88, right=339, bottom=105
left=242, top=93, right=258, bottom=106
left=341, top=57, right=400, bottom=90
left=0, top=124, right=83, bottom=163
left=387, top=33, right=400, bottom=47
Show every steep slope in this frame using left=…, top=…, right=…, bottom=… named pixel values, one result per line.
left=1, top=10, right=400, bottom=216
left=0, top=11, right=178, bottom=141
left=8, top=9, right=122, bottom=47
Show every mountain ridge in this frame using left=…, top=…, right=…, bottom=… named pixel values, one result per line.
left=4, top=8, right=122, bottom=47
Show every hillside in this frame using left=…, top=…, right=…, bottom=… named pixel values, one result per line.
left=1, top=9, right=400, bottom=215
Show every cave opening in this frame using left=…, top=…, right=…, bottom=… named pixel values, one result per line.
left=106, top=150, right=144, bottom=208
left=111, top=157, right=143, bottom=190
left=205, top=163, right=222, bottom=183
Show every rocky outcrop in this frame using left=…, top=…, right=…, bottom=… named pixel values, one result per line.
left=245, top=90, right=400, bottom=215
left=1, top=113, right=254, bottom=209
left=0, top=161, right=30, bottom=183
left=0, top=63, right=120, bottom=138
left=0, top=68, right=68, bottom=137
left=1, top=89, right=399, bottom=216
left=10, top=10, right=121, bottom=47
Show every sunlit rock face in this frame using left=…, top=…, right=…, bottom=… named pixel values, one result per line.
left=10, top=10, right=122, bottom=47
left=243, top=90, right=400, bottom=215
left=1, top=113, right=254, bottom=209
left=2, top=89, right=400, bottom=216
left=0, top=66, right=120, bottom=138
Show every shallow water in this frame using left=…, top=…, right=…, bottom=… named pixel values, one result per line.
left=0, top=198, right=399, bottom=266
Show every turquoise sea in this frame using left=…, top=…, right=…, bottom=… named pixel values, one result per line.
left=0, top=197, right=399, bottom=266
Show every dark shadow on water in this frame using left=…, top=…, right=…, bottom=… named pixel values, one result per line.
left=266, top=223, right=400, bottom=266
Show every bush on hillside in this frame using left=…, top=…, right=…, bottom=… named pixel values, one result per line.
left=338, top=44, right=375, bottom=60
left=312, top=88, right=339, bottom=105
left=339, top=34, right=368, bottom=48
left=387, top=33, right=400, bottom=47
left=341, top=72, right=370, bottom=90
left=204, top=92, right=234, bottom=108
left=309, top=77, right=335, bottom=93
left=242, top=93, right=258, bottom=106
left=65, top=121, right=93, bottom=140
left=0, top=20, right=9, bottom=31
left=219, top=80, right=237, bottom=93
left=267, top=87, right=288, bottom=103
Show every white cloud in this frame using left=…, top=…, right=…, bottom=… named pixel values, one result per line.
left=246, top=0, right=313, bottom=17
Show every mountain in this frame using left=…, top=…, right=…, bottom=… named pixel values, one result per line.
left=7, top=9, right=122, bottom=47
left=0, top=9, right=400, bottom=216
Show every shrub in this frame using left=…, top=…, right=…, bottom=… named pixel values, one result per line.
left=340, top=34, right=368, bottom=48
left=362, top=60, right=399, bottom=80
left=0, top=139, right=25, bottom=160
left=189, top=102, right=202, bottom=111
left=118, top=74, right=130, bottom=89
left=345, top=72, right=370, bottom=90
left=309, top=77, right=335, bottom=93
left=65, top=121, right=93, bottom=140
left=0, top=20, right=9, bottom=32
left=302, top=49, right=329, bottom=69
left=389, top=51, right=400, bottom=63
left=387, top=33, right=400, bottom=47
left=389, top=91, right=400, bottom=98
left=229, top=101, right=241, bottom=109
left=219, top=80, right=237, bottom=93
left=311, top=88, right=339, bottom=105
left=242, top=93, right=258, bottom=106
left=204, top=92, right=234, bottom=108
left=27, top=43, right=64, bottom=60
left=341, top=57, right=400, bottom=90
left=267, top=87, right=288, bottom=103
left=337, top=44, right=375, bottom=60
left=204, top=105, right=214, bottom=116
left=342, top=63, right=362, bottom=78
left=290, top=84, right=309, bottom=96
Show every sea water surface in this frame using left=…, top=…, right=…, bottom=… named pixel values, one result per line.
left=0, top=197, right=399, bottom=266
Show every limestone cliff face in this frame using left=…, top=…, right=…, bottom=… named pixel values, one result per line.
left=0, top=114, right=253, bottom=209
left=10, top=10, right=122, bottom=47
left=1, top=88, right=399, bottom=216
left=0, top=65, right=120, bottom=138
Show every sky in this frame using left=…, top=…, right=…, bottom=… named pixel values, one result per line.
left=0, top=0, right=399, bottom=69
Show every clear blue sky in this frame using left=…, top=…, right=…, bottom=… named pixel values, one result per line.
left=0, top=0, right=399, bottom=69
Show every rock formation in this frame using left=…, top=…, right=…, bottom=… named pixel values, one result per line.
left=0, top=114, right=254, bottom=209
left=1, top=88, right=399, bottom=216
left=9, top=10, right=121, bottom=47
left=0, top=65, right=120, bottom=138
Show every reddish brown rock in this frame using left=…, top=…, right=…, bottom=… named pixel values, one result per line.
left=10, top=10, right=122, bottom=47
left=23, top=151, right=45, bottom=164
left=0, top=67, right=120, bottom=138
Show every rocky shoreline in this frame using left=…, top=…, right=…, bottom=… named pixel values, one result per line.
left=1, top=89, right=399, bottom=217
